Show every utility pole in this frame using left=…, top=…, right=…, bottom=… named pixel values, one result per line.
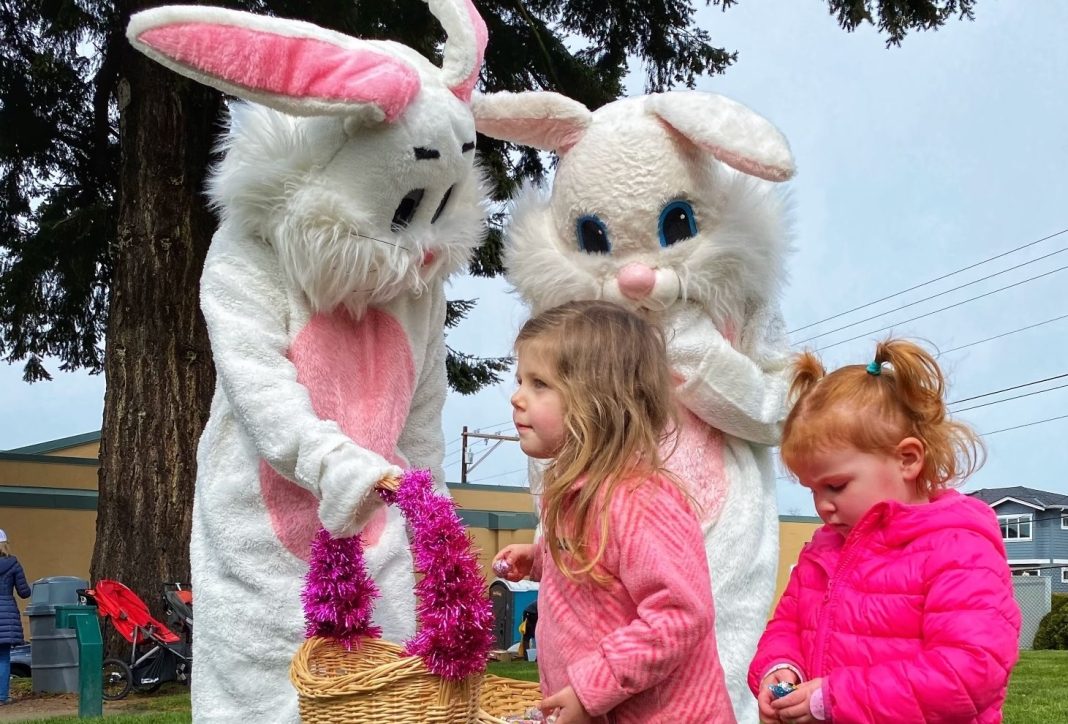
left=460, top=425, right=469, bottom=486
left=459, top=426, right=520, bottom=484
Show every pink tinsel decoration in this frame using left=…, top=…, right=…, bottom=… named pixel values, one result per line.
left=301, top=469, right=494, bottom=680
left=301, top=528, right=382, bottom=649
left=378, top=469, right=496, bottom=680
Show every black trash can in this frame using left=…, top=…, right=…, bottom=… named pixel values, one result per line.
left=27, top=576, right=90, bottom=693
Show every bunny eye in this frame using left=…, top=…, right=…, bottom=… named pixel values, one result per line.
left=576, top=215, right=611, bottom=254
left=391, top=189, right=425, bottom=232
left=431, top=185, right=454, bottom=224
left=658, top=200, right=698, bottom=247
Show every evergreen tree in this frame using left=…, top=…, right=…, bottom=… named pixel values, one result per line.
left=0, top=0, right=977, bottom=601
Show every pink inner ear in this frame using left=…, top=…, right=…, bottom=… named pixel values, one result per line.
left=138, top=24, right=420, bottom=121
left=709, top=144, right=794, bottom=183
left=476, top=117, right=586, bottom=153
left=448, top=0, right=488, bottom=102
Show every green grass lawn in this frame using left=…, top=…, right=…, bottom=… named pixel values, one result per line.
left=1004, top=650, right=1068, bottom=723
left=11, top=652, right=1066, bottom=722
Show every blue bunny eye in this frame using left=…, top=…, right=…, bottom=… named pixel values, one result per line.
left=658, top=200, right=698, bottom=247
left=576, top=215, right=611, bottom=254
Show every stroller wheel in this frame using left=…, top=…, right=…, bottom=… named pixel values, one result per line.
left=102, top=658, right=133, bottom=701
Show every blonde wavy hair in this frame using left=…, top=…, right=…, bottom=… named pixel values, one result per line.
left=516, top=300, right=681, bottom=583
left=781, top=338, right=984, bottom=496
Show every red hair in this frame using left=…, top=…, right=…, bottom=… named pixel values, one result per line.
left=781, top=338, right=984, bottom=495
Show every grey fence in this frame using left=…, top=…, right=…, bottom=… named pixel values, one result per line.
left=1012, top=575, right=1051, bottom=650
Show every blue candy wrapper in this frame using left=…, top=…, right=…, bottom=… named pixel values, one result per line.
left=769, top=681, right=797, bottom=699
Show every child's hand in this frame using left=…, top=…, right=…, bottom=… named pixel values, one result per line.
left=493, top=544, right=535, bottom=581
left=758, top=668, right=800, bottom=723
left=539, top=686, right=590, bottom=724
left=770, top=677, right=822, bottom=724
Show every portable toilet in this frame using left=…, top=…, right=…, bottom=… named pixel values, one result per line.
left=488, top=578, right=539, bottom=651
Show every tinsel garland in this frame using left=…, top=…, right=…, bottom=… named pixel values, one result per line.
left=301, top=468, right=495, bottom=680
left=301, top=528, right=382, bottom=648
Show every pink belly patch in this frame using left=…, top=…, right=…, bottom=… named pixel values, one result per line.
left=663, top=406, right=727, bottom=526
left=260, top=308, right=416, bottom=560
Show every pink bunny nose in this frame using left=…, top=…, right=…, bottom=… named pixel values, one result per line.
left=617, top=263, right=657, bottom=300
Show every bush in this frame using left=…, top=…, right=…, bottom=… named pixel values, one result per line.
left=1051, top=594, right=1068, bottom=614
left=1033, top=606, right=1068, bottom=649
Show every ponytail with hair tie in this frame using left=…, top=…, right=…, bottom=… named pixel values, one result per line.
left=789, top=351, right=827, bottom=403
left=783, top=337, right=985, bottom=494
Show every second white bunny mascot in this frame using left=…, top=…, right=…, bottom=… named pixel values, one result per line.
left=476, top=91, right=794, bottom=723
left=127, top=3, right=488, bottom=721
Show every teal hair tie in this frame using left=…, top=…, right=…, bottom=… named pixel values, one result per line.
left=866, top=360, right=882, bottom=376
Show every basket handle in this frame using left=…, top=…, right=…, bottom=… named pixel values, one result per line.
left=302, top=469, right=494, bottom=680
left=375, top=473, right=401, bottom=494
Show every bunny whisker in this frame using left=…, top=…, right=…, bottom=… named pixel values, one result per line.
left=356, top=232, right=409, bottom=251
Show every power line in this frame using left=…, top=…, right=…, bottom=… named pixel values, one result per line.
left=948, top=373, right=1068, bottom=405
left=467, top=466, right=528, bottom=484
left=445, top=420, right=514, bottom=453
left=951, top=383, right=1068, bottom=414
left=793, top=247, right=1068, bottom=345
left=812, top=263, right=1068, bottom=351
left=982, top=414, right=1068, bottom=437
left=789, top=227, right=1068, bottom=334
left=939, top=313, right=1068, bottom=356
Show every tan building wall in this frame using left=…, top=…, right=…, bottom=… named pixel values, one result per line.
left=774, top=518, right=822, bottom=607
left=1, top=432, right=821, bottom=634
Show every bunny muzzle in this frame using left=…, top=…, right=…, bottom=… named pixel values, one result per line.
left=603, top=262, right=681, bottom=312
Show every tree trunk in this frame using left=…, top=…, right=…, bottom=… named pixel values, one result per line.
left=90, top=17, right=220, bottom=635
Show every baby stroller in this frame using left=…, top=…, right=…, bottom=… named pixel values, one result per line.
left=162, top=582, right=193, bottom=644
left=82, top=579, right=192, bottom=700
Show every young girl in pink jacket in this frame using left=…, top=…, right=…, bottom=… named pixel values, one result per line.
left=750, top=339, right=1020, bottom=724
left=494, top=300, right=735, bottom=724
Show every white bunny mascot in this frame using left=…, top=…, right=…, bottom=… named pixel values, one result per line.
left=127, top=3, right=487, bottom=721
left=475, top=91, right=793, bottom=723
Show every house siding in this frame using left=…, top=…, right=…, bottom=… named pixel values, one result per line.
left=995, top=501, right=1043, bottom=560
left=991, top=500, right=1068, bottom=595
left=1052, top=512, right=1068, bottom=594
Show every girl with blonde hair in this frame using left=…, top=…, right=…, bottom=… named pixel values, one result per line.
left=750, top=339, right=1020, bottom=723
left=494, top=300, right=734, bottom=724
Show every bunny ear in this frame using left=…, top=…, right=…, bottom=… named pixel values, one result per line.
left=473, top=91, right=592, bottom=153
left=427, top=0, right=488, bottom=102
left=127, top=5, right=421, bottom=123
left=646, top=92, right=795, bottom=182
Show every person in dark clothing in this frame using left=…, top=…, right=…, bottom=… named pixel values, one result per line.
left=520, top=599, right=538, bottom=652
left=0, top=529, right=31, bottom=705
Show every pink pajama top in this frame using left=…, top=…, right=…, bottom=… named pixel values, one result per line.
left=532, top=474, right=736, bottom=723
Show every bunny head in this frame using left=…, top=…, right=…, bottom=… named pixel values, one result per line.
left=475, top=91, right=794, bottom=331
left=128, top=1, right=489, bottom=317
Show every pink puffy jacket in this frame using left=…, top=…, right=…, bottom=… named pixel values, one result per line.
left=749, top=490, right=1020, bottom=723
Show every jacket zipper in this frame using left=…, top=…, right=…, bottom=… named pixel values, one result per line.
left=811, top=515, right=877, bottom=676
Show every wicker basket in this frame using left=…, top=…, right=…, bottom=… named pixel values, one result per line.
left=288, top=471, right=492, bottom=723
left=291, top=635, right=482, bottom=723
left=477, top=674, right=542, bottom=723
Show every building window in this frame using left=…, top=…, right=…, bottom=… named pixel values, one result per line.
left=1062, top=514, right=1068, bottom=530
left=1062, top=568, right=1068, bottom=584
left=1013, top=569, right=1040, bottom=577
left=999, top=514, right=1033, bottom=541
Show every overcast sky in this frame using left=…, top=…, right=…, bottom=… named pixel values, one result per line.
left=4, top=1, right=1066, bottom=517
